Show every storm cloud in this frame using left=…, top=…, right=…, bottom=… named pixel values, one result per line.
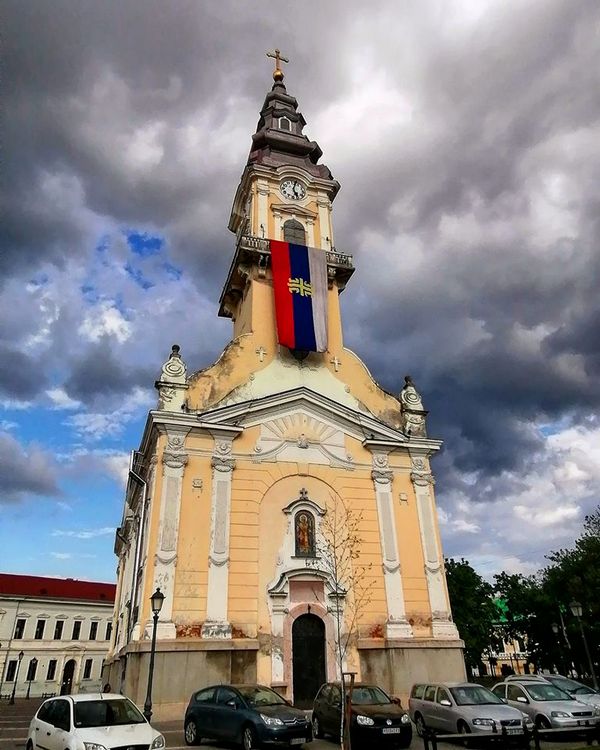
left=2, top=0, right=600, bottom=573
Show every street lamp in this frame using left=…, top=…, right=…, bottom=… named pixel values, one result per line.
left=9, top=651, right=24, bottom=705
left=143, top=587, right=164, bottom=722
left=26, top=658, right=38, bottom=699
left=551, top=623, right=566, bottom=675
left=570, top=601, right=598, bottom=690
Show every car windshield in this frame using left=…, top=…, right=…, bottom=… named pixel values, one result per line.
left=524, top=684, right=573, bottom=702
left=237, top=686, right=287, bottom=707
left=551, top=678, right=596, bottom=696
left=74, top=699, right=146, bottom=728
left=351, top=686, right=391, bottom=705
left=450, top=686, right=503, bottom=706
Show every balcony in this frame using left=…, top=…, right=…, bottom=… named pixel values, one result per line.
left=219, top=234, right=355, bottom=318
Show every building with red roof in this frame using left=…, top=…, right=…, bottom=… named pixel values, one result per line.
left=0, top=573, right=116, bottom=699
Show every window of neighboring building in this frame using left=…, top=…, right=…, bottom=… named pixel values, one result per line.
left=89, top=621, right=98, bottom=640
left=72, top=620, right=82, bottom=640
left=283, top=218, right=306, bottom=245
left=294, top=511, right=316, bottom=557
left=46, top=659, right=57, bottom=681
left=26, top=659, right=38, bottom=681
left=83, top=659, right=93, bottom=679
left=14, top=618, right=26, bottom=639
left=34, top=619, right=46, bottom=640
left=105, top=622, right=112, bottom=641
left=54, top=621, right=64, bottom=640
left=6, top=661, right=17, bottom=681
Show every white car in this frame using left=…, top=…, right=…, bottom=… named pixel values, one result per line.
left=27, top=693, right=165, bottom=750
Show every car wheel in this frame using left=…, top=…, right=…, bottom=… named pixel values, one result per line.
left=312, top=715, right=324, bottom=739
left=242, top=725, right=259, bottom=750
left=184, top=719, right=201, bottom=746
left=535, top=716, right=551, bottom=730
left=415, top=713, right=426, bottom=737
left=458, top=720, right=471, bottom=747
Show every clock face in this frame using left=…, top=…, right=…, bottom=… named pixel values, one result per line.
left=280, top=179, right=306, bottom=200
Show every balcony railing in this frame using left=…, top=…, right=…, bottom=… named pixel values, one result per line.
left=237, top=234, right=354, bottom=270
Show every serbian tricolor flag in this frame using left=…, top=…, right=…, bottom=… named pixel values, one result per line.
left=271, top=240, right=328, bottom=352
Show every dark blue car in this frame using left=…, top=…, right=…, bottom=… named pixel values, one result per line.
left=184, top=684, right=312, bottom=750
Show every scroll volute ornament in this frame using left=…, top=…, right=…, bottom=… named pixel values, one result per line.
left=400, top=375, right=428, bottom=437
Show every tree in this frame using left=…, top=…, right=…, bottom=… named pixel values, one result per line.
left=310, top=495, right=373, bottom=749
left=445, top=558, right=497, bottom=676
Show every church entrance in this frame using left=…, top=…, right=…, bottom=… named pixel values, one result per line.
left=292, top=614, right=326, bottom=708
left=60, top=659, right=76, bottom=695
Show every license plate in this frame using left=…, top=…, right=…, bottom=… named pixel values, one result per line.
left=578, top=720, right=589, bottom=726
left=507, top=729, right=522, bottom=735
left=382, top=727, right=401, bottom=734
left=290, top=739, right=305, bottom=746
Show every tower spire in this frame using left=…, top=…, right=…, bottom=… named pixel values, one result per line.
left=266, top=47, right=289, bottom=82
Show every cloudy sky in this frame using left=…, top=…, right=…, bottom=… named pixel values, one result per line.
left=2, top=0, right=600, bottom=583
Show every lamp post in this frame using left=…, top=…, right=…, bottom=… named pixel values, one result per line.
left=143, top=587, right=164, bottom=722
left=551, top=623, right=566, bottom=675
left=26, top=658, right=38, bottom=699
left=9, top=651, right=24, bottom=705
left=570, top=601, right=598, bottom=690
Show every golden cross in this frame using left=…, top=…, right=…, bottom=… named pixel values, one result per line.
left=288, top=277, right=312, bottom=297
left=266, top=47, right=289, bottom=81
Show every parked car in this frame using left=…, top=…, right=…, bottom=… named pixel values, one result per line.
left=491, top=679, right=600, bottom=729
left=184, top=684, right=312, bottom=750
left=27, top=693, right=165, bottom=750
left=312, top=682, right=412, bottom=748
left=506, top=674, right=600, bottom=709
left=409, top=682, right=531, bottom=739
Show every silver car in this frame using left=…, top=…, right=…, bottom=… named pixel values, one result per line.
left=492, top=680, right=600, bottom=729
left=409, top=682, right=531, bottom=738
left=533, top=675, right=600, bottom=709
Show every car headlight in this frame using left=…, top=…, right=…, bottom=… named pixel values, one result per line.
left=84, top=744, right=107, bottom=750
left=260, top=714, right=284, bottom=727
left=356, top=714, right=375, bottom=726
left=151, top=735, right=165, bottom=749
left=551, top=711, right=570, bottom=718
left=401, top=714, right=411, bottom=724
left=472, top=718, right=495, bottom=726
left=594, top=707, right=600, bottom=717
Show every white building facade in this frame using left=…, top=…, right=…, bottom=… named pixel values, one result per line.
left=0, top=574, right=115, bottom=699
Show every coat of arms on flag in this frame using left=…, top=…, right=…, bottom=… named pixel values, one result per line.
left=270, top=240, right=328, bottom=352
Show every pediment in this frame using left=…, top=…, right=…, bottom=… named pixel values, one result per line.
left=201, top=387, right=409, bottom=453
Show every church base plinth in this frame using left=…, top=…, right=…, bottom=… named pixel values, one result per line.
left=201, top=620, right=232, bottom=639
left=144, top=621, right=177, bottom=640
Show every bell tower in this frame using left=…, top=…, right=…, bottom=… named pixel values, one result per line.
left=219, top=51, right=354, bottom=352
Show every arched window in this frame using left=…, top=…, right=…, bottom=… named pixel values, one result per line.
left=294, top=511, right=315, bottom=557
left=283, top=219, right=306, bottom=245
left=279, top=116, right=291, bottom=131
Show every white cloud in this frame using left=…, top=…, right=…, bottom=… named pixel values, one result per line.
left=65, top=387, right=153, bottom=441
left=0, top=420, right=18, bottom=431
left=78, top=300, right=132, bottom=344
left=52, top=527, right=114, bottom=539
left=46, top=388, right=82, bottom=410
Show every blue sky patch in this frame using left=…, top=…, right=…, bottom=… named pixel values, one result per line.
left=126, top=231, right=164, bottom=257
left=124, top=262, right=155, bottom=290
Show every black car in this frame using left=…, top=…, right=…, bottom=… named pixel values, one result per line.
left=184, top=684, right=312, bottom=750
left=312, top=682, right=412, bottom=749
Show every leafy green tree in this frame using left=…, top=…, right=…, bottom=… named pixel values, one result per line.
left=445, top=558, right=497, bottom=675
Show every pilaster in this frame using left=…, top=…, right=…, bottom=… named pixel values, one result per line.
left=150, top=427, right=189, bottom=640
left=409, top=454, right=459, bottom=639
left=370, top=453, right=413, bottom=638
left=201, top=438, right=236, bottom=639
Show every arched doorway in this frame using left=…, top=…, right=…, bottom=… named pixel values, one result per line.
left=292, top=614, right=326, bottom=708
left=60, top=659, right=76, bottom=695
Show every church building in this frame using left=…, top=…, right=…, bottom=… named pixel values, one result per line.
left=103, top=55, right=465, bottom=719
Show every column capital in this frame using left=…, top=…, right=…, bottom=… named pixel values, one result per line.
left=410, top=471, right=435, bottom=486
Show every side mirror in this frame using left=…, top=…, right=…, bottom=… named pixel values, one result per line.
left=501, top=698, right=508, bottom=704
left=226, top=700, right=238, bottom=709
left=391, top=697, right=402, bottom=706
left=440, top=699, right=452, bottom=707
left=516, top=696, right=528, bottom=704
